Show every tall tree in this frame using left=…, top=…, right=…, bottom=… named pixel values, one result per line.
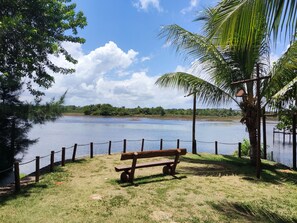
left=0, top=0, right=87, bottom=172
left=156, top=6, right=296, bottom=164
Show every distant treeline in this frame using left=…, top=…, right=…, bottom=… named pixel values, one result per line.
left=63, top=104, right=241, bottom=117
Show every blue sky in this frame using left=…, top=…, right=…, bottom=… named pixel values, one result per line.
left=32, top=0, right=285, bottom=109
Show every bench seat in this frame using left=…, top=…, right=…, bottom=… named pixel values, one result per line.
left=115, top=160, right=179, bottom=172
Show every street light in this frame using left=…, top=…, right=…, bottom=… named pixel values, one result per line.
left=185, top=92, right=197, bottom=154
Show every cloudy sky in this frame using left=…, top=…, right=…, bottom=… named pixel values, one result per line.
left=29, top=0, right=285, bottom=109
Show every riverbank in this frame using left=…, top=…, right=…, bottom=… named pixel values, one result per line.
left=63, top=112, right=243, bottom=122
left=1, top=153, right=296, bottom=222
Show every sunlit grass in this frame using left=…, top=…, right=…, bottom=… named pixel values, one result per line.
left=1, top=153, right=297, bottom=223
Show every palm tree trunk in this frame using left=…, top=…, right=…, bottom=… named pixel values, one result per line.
left=241, top=101, right=257, bottom=165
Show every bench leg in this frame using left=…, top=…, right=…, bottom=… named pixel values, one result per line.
left=163, top=165, right=172, bottom=175
left=120, top=171, right=130, bottom=183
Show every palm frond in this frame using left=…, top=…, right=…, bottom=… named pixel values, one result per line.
left=266, top=0, right=297, bottom=42
left=159, top=25, right=244, bottom=97
left=263, top=40, right=297, bottom=106
left=155, top=72, right=240, bottom=106
left=205, top=0, right=297, bottom=44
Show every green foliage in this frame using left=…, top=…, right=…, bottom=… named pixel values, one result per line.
left=0, top=0, right=86, bottom=172
left=234, top=138, right=250, bottom=157
left=276, top=105, right=297, bottom=132
left=0, top=0, right=87, bottom=99
left=63, top=104, right=241, bottom=117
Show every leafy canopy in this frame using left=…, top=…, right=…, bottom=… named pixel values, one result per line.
left=0, top=0, right=87, bottom=100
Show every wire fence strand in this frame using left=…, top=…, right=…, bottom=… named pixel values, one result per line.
left=0, top=166, right=13, bottom=174
left=19, top=159, right=36, bottom=166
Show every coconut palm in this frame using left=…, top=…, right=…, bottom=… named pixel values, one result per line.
left=155, top=7, right=296, bottom=164
left=205, top=0, right=297, bottom=46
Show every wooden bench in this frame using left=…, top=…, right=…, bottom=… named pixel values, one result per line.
left=115, top=148, right=187, bottom=183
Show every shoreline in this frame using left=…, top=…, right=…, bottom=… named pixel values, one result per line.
left=62, top=112, right=242, bottom=122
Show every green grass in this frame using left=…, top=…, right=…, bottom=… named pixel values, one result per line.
left=1, top=153, right=297, bottom=223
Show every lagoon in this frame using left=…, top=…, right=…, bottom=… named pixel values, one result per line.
left=2, top=115, right=294, bottom=183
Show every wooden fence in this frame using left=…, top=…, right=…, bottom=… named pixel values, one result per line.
left=1, top=138, right=243, bottom=193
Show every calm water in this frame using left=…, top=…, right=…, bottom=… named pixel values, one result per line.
left=1, top=116, right=295, bottom=184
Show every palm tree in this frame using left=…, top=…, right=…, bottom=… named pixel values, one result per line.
left=155, top=7, right=296, bottom=164
left=205, top=0, right=297, bottom=46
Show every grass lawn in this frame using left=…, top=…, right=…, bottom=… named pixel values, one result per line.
left=0, top=153, right=297, bottom=223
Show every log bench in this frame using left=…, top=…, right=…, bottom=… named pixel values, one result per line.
left=115, top=148, right=187, bottom=183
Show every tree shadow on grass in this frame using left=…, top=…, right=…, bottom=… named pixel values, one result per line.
left=209, top=201, right=297, bottom=223
left=180, top=154, right=297, bottom=185
left=116, top=173, right=187, bottom=187
left=0, top=159, right=88, bottom=205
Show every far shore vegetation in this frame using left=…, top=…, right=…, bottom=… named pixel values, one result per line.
left=62, top=104, right=242, bottom=119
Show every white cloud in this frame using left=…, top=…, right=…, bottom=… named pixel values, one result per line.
left=21, top=41, right=192, bottom=109
left=133, top=0, right=163, bottom=12
left=181, top=0, right=199, bottom=14
left=141, top=56, right=151, bottom=62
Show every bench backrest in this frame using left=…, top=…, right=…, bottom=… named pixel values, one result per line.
left=120, top=148, right=187, bottom=160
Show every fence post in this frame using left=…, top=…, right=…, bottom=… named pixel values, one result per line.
left=123, top=139, right=127, bottom=153
left=14, top=161, right=20, bottom=192
left=215, top=141, right=218, bottom=155
left=72, top=143, right=77, bottom=162
left=238, top=142, right=242, bottom=158
left=108, top=141, right=112, bottom=155
left=61, top=147, right=66, bottom=166
left=160, top=138, right=163, bottom=150
left=271, top=151, right=274, bottom=161
left=90, top=142, right=94, bottom=158
left=50, top=151, right=55, bottom=172
left=35, top=156, right=40, bottom=183
left=177, top=139, right=180, bottom=149
left=141, top=138, right=144, bottom=152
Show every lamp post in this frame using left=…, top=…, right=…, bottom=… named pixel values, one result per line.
left=185, top=92, right=197, bottom=154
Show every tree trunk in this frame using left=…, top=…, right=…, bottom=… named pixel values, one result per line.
left=241, top=100, right=258, bottom=165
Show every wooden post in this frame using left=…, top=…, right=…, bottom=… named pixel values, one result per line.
left=273, top=128, right=275, bottom=143
left=50, top=151, right=55, bottom=172
left=123, top=139, right=127, bottom=153
left=262, top=109, right=267, bottom=159
left=271, top=151, right=274, bottom=161
left=177, top=139, right=180, bottom=149
left=90, top=142, right=94, bottom=158
left=61, top=147, right=65, bottom=166
left=293, top=113, right=296, bottom=170
left=108, top=141, right=112, bottom=155
left=195, top=140, right=197, bottom=153
left=160, top=138, right=163, bottom=150
left=72, top=143, right=77, bottom=162
left=14, top=162, right=20, bottom=192
left=256, top=64, right=261, bottom=179
left=141, top=138, right=144, bottom=152
left=192, top=93, right=197, bottom=154
left=35, top=156, right=40, bottom=183
left=293, top=85, right=296, bottom=170
left=238, top=142, right=242, bottom=158
left=215, top=141, right=218, bottom=155
left=283, top=129, right=286, bottom=145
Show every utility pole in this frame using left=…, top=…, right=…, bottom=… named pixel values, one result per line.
left=185, top=92, right=197, bottom=154
left=293, top=85, right=296, bottom=170
left=192, top=93, right=197, bottom=154
left=256, top=64, right=261, bottom=178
